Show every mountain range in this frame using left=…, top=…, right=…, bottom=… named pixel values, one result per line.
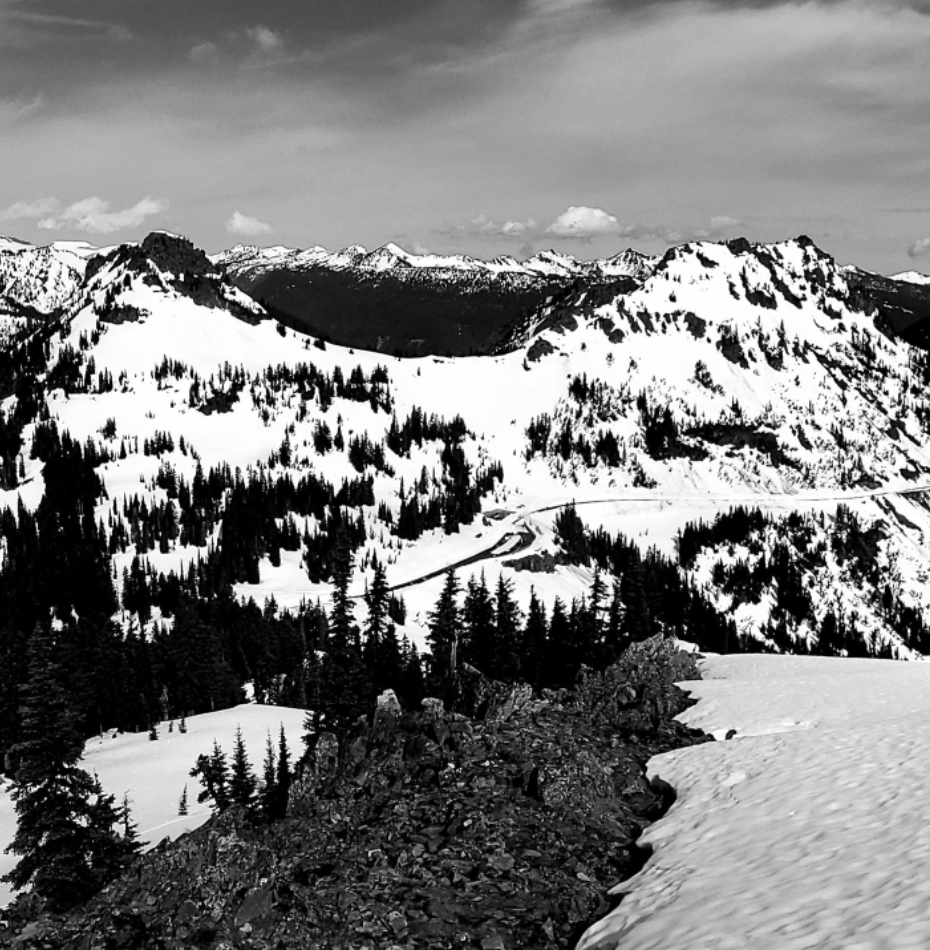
left=1, top=227, right=930, bottom=661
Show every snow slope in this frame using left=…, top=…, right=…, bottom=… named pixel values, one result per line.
left=579, top=652, right=930, bottom=950
left=0, top=703, right=305, bottom=909
left=6, top=231, right=930, bottom=654
left=892, top=271, right=930, bottom=286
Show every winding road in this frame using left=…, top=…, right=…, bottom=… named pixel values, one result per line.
left=371, top=480, right=930, bottom=597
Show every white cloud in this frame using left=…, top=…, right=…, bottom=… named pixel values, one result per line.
left=190, top=41, right=219, bottom=63
left=500, top=218, right=536, bottom=236
left=545, top=205, right=624, bottom=239
left=0, top=196, right=60, bottom=221
left=908, top=237, right=930, bottom=259
left=709, top=215, right=741, bottom=231
left=412, top=241, right=431, bottom=256
left=246, top=26, right=283, bottom=55
left=226, top=211, right=273, bottom=236
left=442, top=214, right=538, bottom=238
left=37, top=196, right=168, bottom=233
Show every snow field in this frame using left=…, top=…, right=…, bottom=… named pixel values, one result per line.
left=0, top=703, right=306, bottom=909
left=579, top=653, right=930, bottom=950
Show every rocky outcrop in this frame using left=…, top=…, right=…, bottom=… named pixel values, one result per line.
left=0, top=637, right=709, bottom=950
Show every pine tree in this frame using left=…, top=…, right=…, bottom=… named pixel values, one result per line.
left=461, top=572, right=495, bottom=673
left=319, top=530, right=371, bottom=735
left=427, top=571, right=461, bottom=696
left=493, top=574, right=522, bottom=681
left=364, top=561, right=390, bottom=666
left=228, top=725, right=257, bottom=809
left=604, top=578, right=627, bottom=660
left=273, top=724, right=292, bottom=821
left=398, top=638, right=425, bottom=709
left=520, top=587, right=548, bottom=688
left=544, top=598, right=573, bottom=688
left=87, top=784, right=143, bottom=888
left=2, top=626, right=138, bottom=910
left=261, top=730, right=277, bottom=820
left=554, top=503, right=590, bottom=565
left=587, top=568, right=608, bottom=663
left=190, top=739, right=230, bottom=813
left=178, top=784, right=189, bottom=816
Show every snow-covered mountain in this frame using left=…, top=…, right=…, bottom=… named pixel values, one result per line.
left=4, top=230, right=930, bottom=660
left=892, top=270, right=930, bottom=286
left=0, top=235, right=94, bottom=344
left=213, top=241, right=657, bottom=284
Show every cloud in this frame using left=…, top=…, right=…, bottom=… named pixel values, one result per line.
left=226, top=211, right=273, bottom=236
left=245, top=25, right=283, bottom=55
left=440, top=213, right=538, bottom=238
left=709, top=215, right=741, bottom=230
left=0, top=93, right=45, bottom=124
left=36, top=197, right=168, bottom=233
left=545, top=206, right=626, bottom=240
left=412, top=241, right=431, bottom=256
left=4, top=9, right=131, bottom=41
left=189, top=41, right=219, bottom=63
left=0, top=196, right=59, bottom=221
left=908, top=237, right=930, bottom=259
left=440, top=208, right=743, bottom=249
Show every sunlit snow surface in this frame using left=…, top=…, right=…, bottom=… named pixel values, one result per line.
left=579, top=653, right=930, bottom=950
left=0, top=704, right=305, bottom=908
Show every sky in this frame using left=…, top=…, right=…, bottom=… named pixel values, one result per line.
left=1, top=0, right=929, bottom=273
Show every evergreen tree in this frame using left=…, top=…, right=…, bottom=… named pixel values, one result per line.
left=365, top=561, right=402, bottom=692
left=427, top=571, right=461, bottom=697
left=520, top=587, right=548, bottom=688
left=228, top=725, right=257, bottom=809
left=461, top=572, right=495, bottom=673
left=493, top=574, right=522, bottom=681
left=178, top=784, right=189, bottom=816
left=398, top=638, right=425, bottom=710
left=364, top=561, right=390, bottom=661
left=87, top=783, right=143, bottom=888
left=554, top=503, right=590, bottom=565
left=544, top=598, right=573, bottom=688
left=587, top=568, right=608, bottom=664
left=190, top=740, right=230, bottom=813
left=273, top=725, right=292, bottom=821
left=2, top=626, right=138, bottom=910
left=604, top=578, right=627, bottom=661
left=318, top=530, right=371, bottom=735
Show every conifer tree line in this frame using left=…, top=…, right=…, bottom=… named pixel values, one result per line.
left=189, top=723, right=292, bottom=822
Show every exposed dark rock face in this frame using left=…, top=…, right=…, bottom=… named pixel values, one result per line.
left=502, top=551, right=572, bottom=573
left=89, top=232, right=267, bottom=325
left=526, top=337, right=556, bottom=362
left=0, top=638, right=710, bottom=950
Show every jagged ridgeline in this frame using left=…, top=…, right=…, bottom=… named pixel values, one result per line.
left=3, top=229, right=930, bottom=772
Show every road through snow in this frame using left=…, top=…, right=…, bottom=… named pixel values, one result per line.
left=374, top=481, right=930, bottom=597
